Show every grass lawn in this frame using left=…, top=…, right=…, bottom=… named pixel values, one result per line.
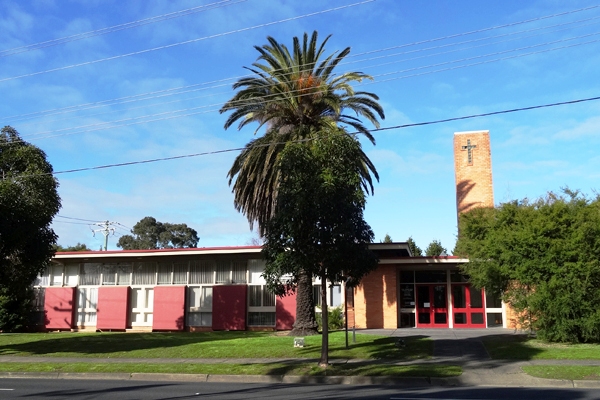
left=522, top=366, right=600, bottom=380
left=0, top=362, right=461, bottom=377
left=482, top=335, right=600, bottom=360
left=0, top=331, right=431, bottom=361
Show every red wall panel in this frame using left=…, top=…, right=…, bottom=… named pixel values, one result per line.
left=44, top=287, right=75, bottom=330
left=276, top=291, right=296, bottom=330
left=212, top=285, right=247, bottom=330
left=153, top=286, right=186, bottom=331
left=97, top=287, right=129, bottom=330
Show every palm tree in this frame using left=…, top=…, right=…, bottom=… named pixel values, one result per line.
left=220, top=31, right=384, bottom=335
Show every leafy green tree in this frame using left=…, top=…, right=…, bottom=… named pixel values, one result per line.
left=0, top=126, right=61, bottom=332
left=382, top=234, right=393, bottom=243
left=407, top=236, right=423, bottom=256
left=455, top=190, right=600, bottom=342
left=262, top=133, right=378, bottom=366
left=54, top=242, right=91, bottom=252
left=425, top=239, right=447, bottom=256
left=117, top=217, right=199, bottom=249
left=220, top=31, right=384, bottom=336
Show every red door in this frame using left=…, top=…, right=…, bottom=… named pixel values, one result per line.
left=416, top=284, right=448, bottom=328
left=451, top=284, right=486, bottom=328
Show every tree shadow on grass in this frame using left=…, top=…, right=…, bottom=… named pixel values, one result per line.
left=326, top=335, right=432, bottom=360
left=0, top=331, right=271, bottom=357
left=480, top=333, right=544, bottom=360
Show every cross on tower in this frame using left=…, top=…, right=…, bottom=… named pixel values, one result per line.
left=461, top=139, right=477, bottom=164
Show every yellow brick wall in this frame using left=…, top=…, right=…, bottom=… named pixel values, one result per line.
left=353, top=265, right=397, bottom=329
left=454, top=131, right=494, bottom=215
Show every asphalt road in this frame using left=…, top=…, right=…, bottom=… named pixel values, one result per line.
left=1, top=379, right=599, bottom=400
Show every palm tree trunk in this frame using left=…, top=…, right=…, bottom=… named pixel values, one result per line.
left=319, top=270, right=329, bottom=367
left=288, top=268, right=318, bottom=336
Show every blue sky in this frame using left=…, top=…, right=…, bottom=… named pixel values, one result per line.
left=1, top=0, right=599, bottom=251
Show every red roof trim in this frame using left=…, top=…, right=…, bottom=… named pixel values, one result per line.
left=55, top=245, right=262, bottom=255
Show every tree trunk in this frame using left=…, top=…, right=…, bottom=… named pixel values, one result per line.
left=288, top=269, right=318, bottom=336
left=319, top=270, right=329, bottom=367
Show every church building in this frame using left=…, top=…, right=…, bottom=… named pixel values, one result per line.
left=41, top=130, right=510, bottom=331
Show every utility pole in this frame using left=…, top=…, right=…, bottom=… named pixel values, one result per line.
left=91, top=221, right=117, bottom=251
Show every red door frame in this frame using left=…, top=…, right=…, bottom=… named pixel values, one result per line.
left=416, top=284, right=449, bottom=328
left=451, top=284, right=486, bottom=328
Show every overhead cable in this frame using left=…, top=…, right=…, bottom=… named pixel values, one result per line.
left=0, top=0, right=244, bottom=57
left=0, top=1, right=374, bottom=83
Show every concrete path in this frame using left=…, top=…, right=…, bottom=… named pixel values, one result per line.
left=1, top=328, right=599, bottom=388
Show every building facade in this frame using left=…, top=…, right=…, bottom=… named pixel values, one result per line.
left=35, top=129, right=507, bottom=331
left=39, top=242, right=506, bottom=332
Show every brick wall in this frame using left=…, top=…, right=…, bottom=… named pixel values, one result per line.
left=454, top=131, right=494, bottom=217
left=353, top=266, right=397, bottom=329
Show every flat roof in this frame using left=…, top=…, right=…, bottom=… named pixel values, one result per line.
left=54, top=245, right=262, bottom=260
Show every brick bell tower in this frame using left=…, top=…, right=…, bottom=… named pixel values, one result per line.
left=454, top=130, right=494, bottom=221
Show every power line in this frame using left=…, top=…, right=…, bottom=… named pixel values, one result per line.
left=37, top=94, right=600, bottom=176
left=56, top=215, right=103, bottom=223
left=0, top=0, right=245, bottom=57
left=53, top=220, right=93, bottom=225
left=17, top=33, right=600, bottom=143
left=4, top=5, right=599, bottom=124
left=3, top=94, right=598, bottom=181
left=0, top=1, right=375, bottom=83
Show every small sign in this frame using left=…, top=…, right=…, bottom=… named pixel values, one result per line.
left=294, top=337, right=305, bottom=348
left=423, top=302, right=430, bottom=308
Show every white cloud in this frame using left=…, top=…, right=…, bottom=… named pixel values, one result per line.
left=553, top=116, right=600, bottom=140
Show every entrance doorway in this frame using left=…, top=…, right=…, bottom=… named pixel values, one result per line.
left=416, top=284, right=448, bottom=328
left=451, top=284, right=486, bottom=328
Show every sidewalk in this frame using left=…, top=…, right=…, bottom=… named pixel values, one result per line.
left=1, top=328, right=599, bottom=388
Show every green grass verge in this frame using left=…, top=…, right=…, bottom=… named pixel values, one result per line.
left=0, top=362, right=461, bottom=377
left=522, top=365, right=600, bottom=380
left=482, top=335, right=600, bottom=360
left=0, top=331, right=431, bottom=360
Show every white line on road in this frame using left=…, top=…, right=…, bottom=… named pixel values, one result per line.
left=391, top=398, right=489, bottom=400
left=0, top=388, right=15, bottom=391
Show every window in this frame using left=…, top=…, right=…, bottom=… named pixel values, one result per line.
left=101, top=264, right=117, bottom=285
left=400, top=271, right=415, bottom=283
left=117, top=264, right=132, bottom=285
left=30, top=288, right=45, bottom=327
left=248, top=285, right=275, bottom=326
left=188, top=286, right=212, bottom=327
left=65, top=264, right=79, bottom=286
left=173, top=262, right=188, bottom=284
left=190, top=260, right=214, bottom=284
left=215, top=260, right=230, bottom=284
left=80, top=263, right=102, bottom=285
left=130, top=287, right=154, bottom=326
left=36, top=268, right=50, bottom=287
left=485, top=290, right=503, bottom=308
left=157, top=262, right=172, bottom=285
left=248, top=259, right=265, bottom=284
left=330, top=285, right=342, bottom=307
left=248, top=312, right=275, bottom=326
left=231, top=260, right=247, bottom=284
left=76, top=287, right=98, bottom=327
left=132, top=262, right=156, bottom=285
left=51, top=265, right=63, bottom=286
left=400, top=284, right=415, bottom=308
left=415, top=271, right=447, bottom=283
left=248, top=285, right=275, bottom=307
left=215, top=260, right=248, bottom=284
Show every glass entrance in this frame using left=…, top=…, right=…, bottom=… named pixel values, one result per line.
left=416, top=284, right=448, bottom=328
left=451, top=284, right=486, bottom=328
